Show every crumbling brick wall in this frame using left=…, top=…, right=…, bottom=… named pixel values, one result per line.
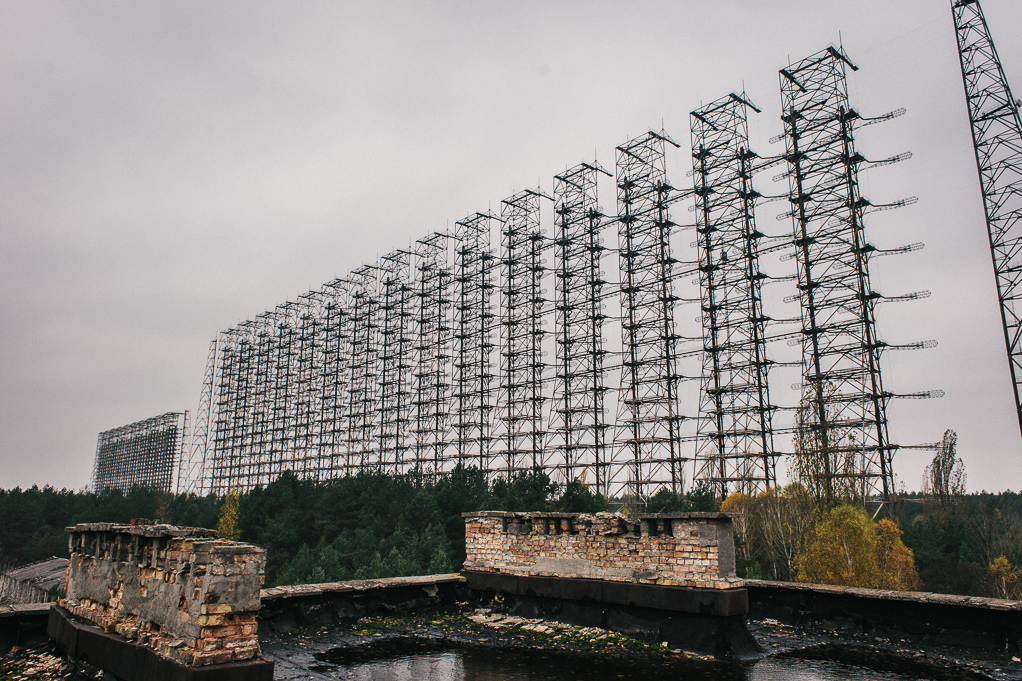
left=463, top=511, right=743, bottom=589
left=60, top=523, right=265, bottom=666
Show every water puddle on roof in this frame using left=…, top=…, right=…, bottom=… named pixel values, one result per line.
left=318, top=648, right=924, bottom=681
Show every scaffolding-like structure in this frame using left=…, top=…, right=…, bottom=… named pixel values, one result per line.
left=952, top=0, right=1022, bottom=441
left=691, top=93, right=778, bottom=498
left=179, top=339, right=217, bottom=493
left=451, top=213, right=499, bottom=471
left=495, top=189, right=550, bottom=476
left=549, top=162, right=613, bottom=493
left=347, top=266, right=381, bottom=472
left=178, top=42, right=935, bottom=501
left=779, top=47, right=895, bottom=506
left=93, top=412, right=188, bottom=493
left=377, top=250, right=414, bottom=474
left=411, top=233, right=453, bottom=473
left=612, top=131, right=686, bottom=501
left=318, top=278, right=352, bottom=481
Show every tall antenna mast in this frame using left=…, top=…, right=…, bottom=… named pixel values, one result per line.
left=952, top=0, right=1022, bottom=440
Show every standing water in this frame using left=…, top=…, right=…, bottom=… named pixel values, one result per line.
left=315, top=647, right=927, bottom=681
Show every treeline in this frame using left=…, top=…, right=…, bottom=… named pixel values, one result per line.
left=2, top=467, right=1020, bottom=599
left=0, top=468, right=624, bottom=586
left=720, top=487, right=1022, bottom=600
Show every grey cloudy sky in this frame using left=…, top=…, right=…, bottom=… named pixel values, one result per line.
left=2, top=0, right=1021, bottom=493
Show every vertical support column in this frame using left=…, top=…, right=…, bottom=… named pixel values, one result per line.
left=180, top=338, right=217, bottom=494
left=496, top=189, right=551, bottom=476
left=346, top=266, right=381, bottom=473
left=690, top=93, right=777, bottom=498
left=412, top=233, right=453, bottom=474
left=550, top=162, right=612, bottom=494
left=780, top=47, right=893, bottom=506
left=295, top=291, right=323, bottom=480
left=952, top=0, right=1022, bottom=442
left=451, top=212, right=499, bottom=472
left=377, top=250, right=414, bottom=474
left=613, top=131, right=686, bottom=501
left=319, top=279, right=352, bottom=480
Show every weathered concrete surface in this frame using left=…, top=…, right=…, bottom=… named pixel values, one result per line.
left=463, top=511, right=741, bottom=589
left=49, top=604, right=273, bottom=681
left=260, top=574, right=466, bottom=633
left=747, top=578, right=1022, bottom=653
left=61, top=523, right=266, bottom=667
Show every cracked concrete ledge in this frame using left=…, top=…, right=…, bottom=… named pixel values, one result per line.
left=260, top=573, right=466, bottom=602
left=746, top=579, right=1022, bottom=611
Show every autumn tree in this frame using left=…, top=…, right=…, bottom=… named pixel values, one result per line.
left=797, top=504, right=919, bottom=590
left=875, top=518, right=921, bottom=590
left=922, top=429, right=966, bottom=518
left=988, top=556, right=1022, bottom=600
left=216, top=488, right=241, bottom=540
left=751, top=484, right=819, bottom=581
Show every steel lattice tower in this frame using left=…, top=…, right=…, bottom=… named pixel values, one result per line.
left=269, top=304, right=297, bottom=483
left=691, top=93, right=778, bottom=498
left=496, top=189, right=550, bottom=475
left=295, top=291, right=324, bottom=479
left=952, top=0, right=1022, bottom=441
left=377, top=250, right=414, bottom=474
left=208, top=328, right=238, bottom=494
left=612, top=131, right=686, bottom=501
left=780, top=47, right=894, bottom=506
left=180, top=338, right=217, bottom=493
left=346, top=266, right=380, bottom=472
left=319, top=279, right=352, bottom=480
left=411, top=233, right=453, bottom=473
left=549, top=162, right=613, bottom=493
left=451, top=212, right=498, bottom=470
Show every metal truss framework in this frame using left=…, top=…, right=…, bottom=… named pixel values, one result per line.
left=411, top=233, right=453, bottom=472
left=346, top=266, right=380, bottom=473
left=612, top=131, right=686, bottom=501
left=780, top=47, right=894, bottom=506
left=185, top=60, right=925, bottom=501
left=377, top=251, right=414, bottom=473
left=451, top=213, right=499, bottom=470
left=549, top=162, right=613, bottom=494
left=178, top=339, right=217, bottom=493
left=319, top=278, right=352, bottom=480
left=93, top=412, right=188, bottom=493
left=495, top=189, right=550, bottom=476
left=952, top=0, right=1022, bottom=441
left=691, top=93, right=778, bottom=498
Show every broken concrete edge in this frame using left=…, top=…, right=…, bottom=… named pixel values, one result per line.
left=64, top=523, right=220, bottom=539
left=48, top=605, right=273, bottom=681
left=462, top=511, right=731, bottom=520
left=259, top=573, right=466, bottom=602
left=12, top=574, right=1021, bottom=616
left=63, top=525, right=266, bottom=666
left=0, top=602, right=52, bottom=618
left=745, top=579, right=1022, bottom=612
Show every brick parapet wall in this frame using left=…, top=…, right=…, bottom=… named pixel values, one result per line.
left=59, top=523, right=265, bottom=667
left=463, top=511, right=743, bottom=589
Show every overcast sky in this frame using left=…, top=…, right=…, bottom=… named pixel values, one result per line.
left=2, top=1, right=1021, bottom=493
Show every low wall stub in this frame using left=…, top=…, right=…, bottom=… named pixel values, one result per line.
left=463, top=511, right=743, bottom=589
left=60, top=522, right=265, bottom=667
